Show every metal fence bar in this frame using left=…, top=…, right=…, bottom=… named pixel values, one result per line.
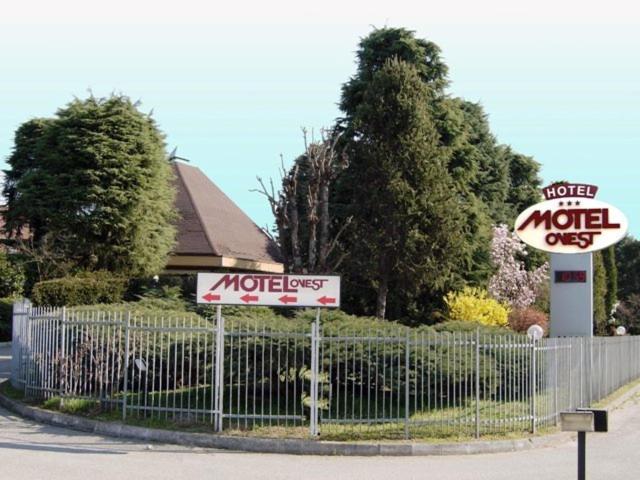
left=309, top=309, right=319, bottom=436
left=122, top=312, right=131, bottom=420
left=531, top=338, right=537, bottom=434
left=214, top=306, right=224, bottom=432
left=475, top=328, right=480, bottom=438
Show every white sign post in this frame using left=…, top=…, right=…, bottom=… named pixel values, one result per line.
left=196, top=273, right=341, bottom=308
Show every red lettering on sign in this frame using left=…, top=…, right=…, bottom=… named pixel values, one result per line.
left=545, top=231, right=601, bottom=249
left=208, top=274, right=331, bottom=293
left=518, top=208, right=619, bottom=232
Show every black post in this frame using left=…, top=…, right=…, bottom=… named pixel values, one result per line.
left=578, top=431, right=586, bottom=480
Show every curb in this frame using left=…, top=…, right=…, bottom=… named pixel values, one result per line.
left=0, top=381, right=576, bottom=456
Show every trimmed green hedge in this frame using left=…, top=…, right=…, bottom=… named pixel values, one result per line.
left=32, top=272, right=127, bottom=307
left=0, top=297, right=14, bottom=341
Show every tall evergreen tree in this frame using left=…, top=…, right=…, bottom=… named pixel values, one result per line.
left=615, top=236, right=640, bottom=299
left=603, top=246, right=618, bottom=319
left=335, top=28, right=543, bottom=320
left=261, top=27, right=544, bottom=321
left=334, top=58, right=465, bottom=319
left=3, top=94, right=177, bottom=278
left=593, top=251, right=608, bottom=335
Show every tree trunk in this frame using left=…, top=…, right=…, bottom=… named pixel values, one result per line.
left=318, top=180, right=330, bottom=272
left=376, top=273, right=389, bottom=319
left=289, top=197, right=303, bottom=273
left=307, top=183, right=319, bottom=273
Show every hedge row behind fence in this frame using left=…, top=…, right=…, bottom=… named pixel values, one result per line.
left=0, top=297, right=13, bottom=341
left=31, top=273, right=127, bottom=307
left=34, top=308, right=534, bottom=423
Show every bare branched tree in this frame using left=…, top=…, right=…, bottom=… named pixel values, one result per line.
left=253, top=128, right=351, bottom=274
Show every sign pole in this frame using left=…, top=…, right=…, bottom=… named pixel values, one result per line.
left=578, top=431, right=586, bottom=480
left=560, top=408, right=608, bottom=480
left=214, top=305, right=225, bottom=432
left=310, top=307, right=321, bottom=436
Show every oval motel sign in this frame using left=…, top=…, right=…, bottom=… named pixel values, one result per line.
left=514, top=183, right=628, bottom=254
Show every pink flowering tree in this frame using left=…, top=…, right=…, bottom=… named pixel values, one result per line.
left=488, top=224, right=549, bottom=309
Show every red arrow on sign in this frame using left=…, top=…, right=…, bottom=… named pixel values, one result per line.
left=240, top=294, right=259, bottom=304
left=279, top=295, right=297, bottom=304
left=318, top=296, right=336, bottom=305
left=202, top=293, right=221, bottom=302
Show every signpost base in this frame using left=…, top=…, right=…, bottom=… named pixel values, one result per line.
left=578, top=431, right=586, bottom=480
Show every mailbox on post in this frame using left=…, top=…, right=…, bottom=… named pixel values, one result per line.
left=560, top=409, right=609, bottom=480
left=560, top=411, right=594, bottom=432
left=576, top=408, right=608, bottom=432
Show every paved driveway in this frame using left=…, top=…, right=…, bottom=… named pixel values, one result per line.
left=1, top=343, right=639, bottom=480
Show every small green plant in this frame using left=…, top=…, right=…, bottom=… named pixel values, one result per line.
left=0, top=381, right=26, bottom=400
left=42, top=396, right=101, bottom=415
left=0, top=251, right=25, bottom=297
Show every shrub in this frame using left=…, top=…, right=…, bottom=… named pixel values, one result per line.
left=615, top=294, right=640, bottom=335
left=31, top=271, right=127, bottom=307
left=0, top=297, right=14, bottom=341
left=47, top=303, right=535, bottom=423
left=0, top=251, right=25, bottom=297
left=433, top=320, right=513, bottom=335
left=444, top=287, right=510, bottom=327
left=508, top=307, right=549, bottom=335
left=134, top=285, right=188, bottom=312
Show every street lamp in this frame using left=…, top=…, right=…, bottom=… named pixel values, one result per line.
left=527, top=324, right=544, bottom=341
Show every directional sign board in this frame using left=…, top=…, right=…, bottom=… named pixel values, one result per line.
left=197, top=273, right=341, bottom=308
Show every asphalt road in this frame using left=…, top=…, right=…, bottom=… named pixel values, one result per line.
left=1, top=343, right=639, bottom=480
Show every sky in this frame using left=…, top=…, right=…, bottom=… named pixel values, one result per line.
left=1, top=0, right=639, bottom=237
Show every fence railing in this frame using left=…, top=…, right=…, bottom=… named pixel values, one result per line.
left=9, top=299, right=640, bottom=440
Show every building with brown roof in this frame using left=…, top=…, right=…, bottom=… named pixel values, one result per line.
left=1, top=163, right=283, bottom=273
left=167, top=161, right=283, bottom=274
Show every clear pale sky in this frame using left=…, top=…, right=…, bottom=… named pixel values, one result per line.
left=1, top=1, right=638, bottom=236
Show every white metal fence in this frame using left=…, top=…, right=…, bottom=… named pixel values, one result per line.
left=9, top=299, right=640, bottom=439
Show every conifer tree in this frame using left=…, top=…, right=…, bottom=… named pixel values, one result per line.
left=335, top=58, right=465, bottom=319
left=593, top=251, right=608, bottom=335
left=3, top=94, right=176, bottom=277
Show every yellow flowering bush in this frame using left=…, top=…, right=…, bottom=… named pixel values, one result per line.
left=444, top=287, right=510, bottom=327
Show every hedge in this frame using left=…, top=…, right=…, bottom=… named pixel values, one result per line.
left=31, top=272, right=127, bottom=307
left=55, top=303, right=531, bottom=422
left=0, top=297, right=14, bottom=341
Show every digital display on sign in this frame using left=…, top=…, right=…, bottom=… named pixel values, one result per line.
left=554, top=271, right=587, bottom=283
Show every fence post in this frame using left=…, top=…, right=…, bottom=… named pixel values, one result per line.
left=404, top=332, right=411, bottom=440
left=214, top=305, right=225, bottom=433
left=309, top=308, right=320, bottom=437
left=59, top=307, right=66, bottom=403
left=10, top=300, right=21, bottom=388
left=122, top=312, right=131, bottom=421
left=531, top=337, right=537, bottom=434
left=475, top=328, right=480, bottom=439
left=554, top=339, right=558, bottom=426
left=11, top=299, right=30, bottom=389
left=584, top=337, right=593, bottom=407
